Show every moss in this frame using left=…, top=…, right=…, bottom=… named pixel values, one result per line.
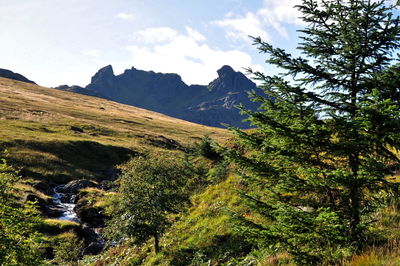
left=39, top=219, right=80, bottom=235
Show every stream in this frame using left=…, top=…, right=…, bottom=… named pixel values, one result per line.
left=51, top=184, right=105, bottom=255
left=52, top=185, right=81, bottom=223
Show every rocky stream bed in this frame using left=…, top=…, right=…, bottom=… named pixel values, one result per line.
left=27, top=179, right=109, bottom=257
left=50, top=180, right=105, bottom=255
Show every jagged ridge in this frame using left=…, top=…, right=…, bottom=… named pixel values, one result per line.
left=57, top=65, right=264, bottom=128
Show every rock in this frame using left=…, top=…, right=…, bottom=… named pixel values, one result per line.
left=27, top=194, right=66, bottom=218
left=78, top=224, right=98, bottom=244
left=70, top=126, right=84, bottom=133
left=103, top=167, right=120, bottom=181
left=32, top=181, right=53, bottom=195
left=76, top=207, right=105, bottom=227
left=86, top=65, right=117, bottom=99
left=58, top=179, right=97, bottom=194
left=82, top=241, right=104, bottom=255
left=57, top=64, right=264, bottom=128
left=43, top=205, right=64, bottom=217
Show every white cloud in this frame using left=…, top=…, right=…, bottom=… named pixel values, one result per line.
left=132, top=27, right=178, bottom=43
left=214, top=0, right=305, bottom=41
left=213, top=12, right=270, bottom=42
left=115, top=12, right=135, bottom=21
left=259, top=0, right=305, bottom=37
left=185, top=26, right=206, bottom=42
left=82, top=49, right=100, bottom=57
left=126, top=27, right=263, bottom=85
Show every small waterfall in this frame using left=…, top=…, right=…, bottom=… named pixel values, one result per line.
left=52, top=185, right=81, bottom=223
left=51, top=184, right=105, bottom=254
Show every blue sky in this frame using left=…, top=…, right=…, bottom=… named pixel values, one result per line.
left=0, top=0, right=326, bottom=87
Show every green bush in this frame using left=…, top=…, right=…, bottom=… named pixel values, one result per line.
left=195, top=136, right=222, bottom=162
left=0, top=157, right=43, bottom=265
left=106, top=154, right=195, bottom=253
left=53, top=231, right=84, bottom=264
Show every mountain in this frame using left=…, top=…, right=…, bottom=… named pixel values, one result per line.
left=0, top=68, right=36, bottom=84
left=0, top=76, right=227, bottom=185
left=55, top=85, right=105, bottom=98
left=57, top=65, right=263, bottom=128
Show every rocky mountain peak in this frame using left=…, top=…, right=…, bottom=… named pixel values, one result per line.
left=217, top=65, right=235, bottom=77
left=91, top=65, right=114, bottom=82
left=57, top=64, right=264, bottom=128
left=208, top=65, right=256, bottom=93
left=86, top=65, right=116, bottom=98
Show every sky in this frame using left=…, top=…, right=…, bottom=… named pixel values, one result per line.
left=0, top=0, right=328, bottom=87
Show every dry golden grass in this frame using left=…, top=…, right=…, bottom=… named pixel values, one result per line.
left=345, top=241, right=400, bottom=266
left=0, top=77, right=227, bottom=144
left=0, top=77, right=229, bottom=182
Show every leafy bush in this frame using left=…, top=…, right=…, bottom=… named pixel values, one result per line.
left=0, top=157, right=43, bottom=265
left=106, top=154, right=195, bottom=253
left=195, top=136, right=222, bottom=162
left=53, top=231, right=84, bottom=264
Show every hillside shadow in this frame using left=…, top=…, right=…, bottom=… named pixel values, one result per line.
left=2, top=140, right=140, bottom=184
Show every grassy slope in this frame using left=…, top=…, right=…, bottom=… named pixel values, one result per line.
left=0, top=77, right=227, bottom=184
left=3, top=78, right=400, bottom=265
left=0, top=77, right=234, bottom=263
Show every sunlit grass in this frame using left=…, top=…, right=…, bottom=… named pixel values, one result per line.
left=0, top=77, right=228, bottom=184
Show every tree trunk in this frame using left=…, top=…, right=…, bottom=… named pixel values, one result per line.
left=349, top=152, right=361, bottom=243
left=154, top=233, right=160, bottom=254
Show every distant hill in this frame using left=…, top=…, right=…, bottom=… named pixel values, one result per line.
left=0, top=76, right=227, bottom=184
left=55, top=84, right=105, bottom=98
left=57, top=65, right=264, bottom=128
left=0, top=68, right=36, bottom=84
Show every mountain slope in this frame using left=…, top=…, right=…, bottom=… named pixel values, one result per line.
left=57, top=65, right=262, bottom=128
left=0, top=77, right=227, bottom=184
left=0, top=68, right=36, bottom=84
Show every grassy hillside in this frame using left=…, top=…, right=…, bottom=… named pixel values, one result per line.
left=0, top=77, right=227, bottom=184
left=0, top=77, right=234, bottom=264
left=2, top=77, right=400, bottom=265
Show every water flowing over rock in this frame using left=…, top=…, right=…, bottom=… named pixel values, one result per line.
left=50, top=183, right=105, bottom=255
left=58, top=179, right=98, bottom=194
left=52, top=185, right=81, bottom=223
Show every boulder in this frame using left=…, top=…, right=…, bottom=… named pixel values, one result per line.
left=82, top=241, right=104, bottom=255
left=78, top=223, right=98, bottom=244
left=76, top=206, right=105, bottom=227
left=103, top=167, right=120, bottom=181
left=70, top=126, right=84, bottom=133
left=32, top=181, right=53, bottom=195
left=43, top=205, right=64, bottom=218
left=58, top=179, right=97, bottom=194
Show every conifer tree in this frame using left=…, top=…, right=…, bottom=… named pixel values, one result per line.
left=224, top=0, right=400, bottom=263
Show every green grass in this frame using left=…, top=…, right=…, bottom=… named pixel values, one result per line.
left=7, top=77, right=400, bottom=265
left=40, top=219, right=81, bottom=236
left=0, top=77, right=229, bottom=264
left=0, top=77, right=228, bottom=184
left=91, top=174, right=250, bottom=265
